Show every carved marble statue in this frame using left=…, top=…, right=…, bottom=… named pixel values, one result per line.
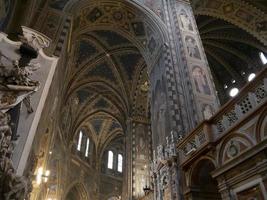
left=0, top=111, right=32, bottom=200
left=0, top=50, right=40, bottom=113
left=0, top=26, right=50, bottom=200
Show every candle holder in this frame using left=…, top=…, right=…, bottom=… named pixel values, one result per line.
left=143, top=185, right=151, bottom=195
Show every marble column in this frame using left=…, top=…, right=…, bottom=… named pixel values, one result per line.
left=123, top=118, right=133, bottom=200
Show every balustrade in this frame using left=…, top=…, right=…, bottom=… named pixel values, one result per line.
left=177, top=67, right=267, bottom=164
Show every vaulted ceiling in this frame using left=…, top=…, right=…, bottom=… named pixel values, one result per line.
left=43, top=0, right=266, bottom=154
left=60, top=29, right=149, bottom=154
left=196, top=15, right=267, bottom=103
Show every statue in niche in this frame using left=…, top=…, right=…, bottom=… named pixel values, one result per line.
left=202, top=104, right=214, bottom=120
left=192, top=66, right=211, bottom=95
left=180, top=10, right=193, bottom=31
left=185, top=36, right=201, bottom=59
left=136, top=124, right=148, bottom=160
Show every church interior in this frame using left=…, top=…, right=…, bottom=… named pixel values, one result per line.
left=0, top=0, right=266, bottom=200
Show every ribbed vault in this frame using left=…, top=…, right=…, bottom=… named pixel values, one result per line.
left=196, top=15, right=267, bottom=103
left=58, top=0, right=158, bottom=161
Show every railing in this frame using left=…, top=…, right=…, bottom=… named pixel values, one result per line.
left=177, top=67, right=267, bottom=164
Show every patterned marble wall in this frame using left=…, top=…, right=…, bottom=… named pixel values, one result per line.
left=150, top=56, right=172, bottom=148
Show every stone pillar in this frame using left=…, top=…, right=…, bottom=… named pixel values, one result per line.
left=131, top=120, right=152, bottom=199
left=149, top=0, right=220, bottom=148
left=168, top=0, right=219, bottom=122
left=123, top=118, right=133, bottom=200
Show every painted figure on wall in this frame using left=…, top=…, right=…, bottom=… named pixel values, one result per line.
left=180, top=10, right=193, bottom=31
left=185, top=36, right=201, bottom=59
left=192, top=66, right=211, bottom=95
left=202, top=104, right=214, bottom=120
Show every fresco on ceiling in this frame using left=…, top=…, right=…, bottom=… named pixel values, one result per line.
left=90, top=118, right=103, bottom=135
left=93, top=30, right=131, bottom=47
left=49, top=0, right=69, bottom=10
left=86, top=62, right=117, bottom=83
left=76, top=40, right=99, bottom=65
left=118, top=53, right=142, bottom=80
left=0, top=0, right=15, bottom=31
left=94, top=98, right=109, bottom=109
left=109, top=121, right=121, bottom=132
left=76, top=88, right=94, bottom=104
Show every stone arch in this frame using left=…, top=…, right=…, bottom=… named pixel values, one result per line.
left=255, top=106, right=267, bottom=142
left=193, top=0, right=267, bottom=45
left=189, top=158, right=222, bottom=200
left=188, top=156, right=217, bottom=187
left=65, top=182, right=89, bottom=200
left=217, top=133, right=254, bottom=166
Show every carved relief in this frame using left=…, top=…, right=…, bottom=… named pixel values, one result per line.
left=192, top=66, right=211, bottom=95
left=0, top=111, right=32, bottom=200
left=221, top=137, right=251, bottom=164
left=185, top=36, right=201, bottom=59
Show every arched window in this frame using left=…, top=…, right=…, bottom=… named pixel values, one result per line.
left=85, top=138, right=90, bottom=157
left=117, top=154, right=123, bottom=172
left=77, top=131, right=83, bottom=151
left=260, top=52, right=267, bottom=64
left=108, top=151, right=114, bottom=169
